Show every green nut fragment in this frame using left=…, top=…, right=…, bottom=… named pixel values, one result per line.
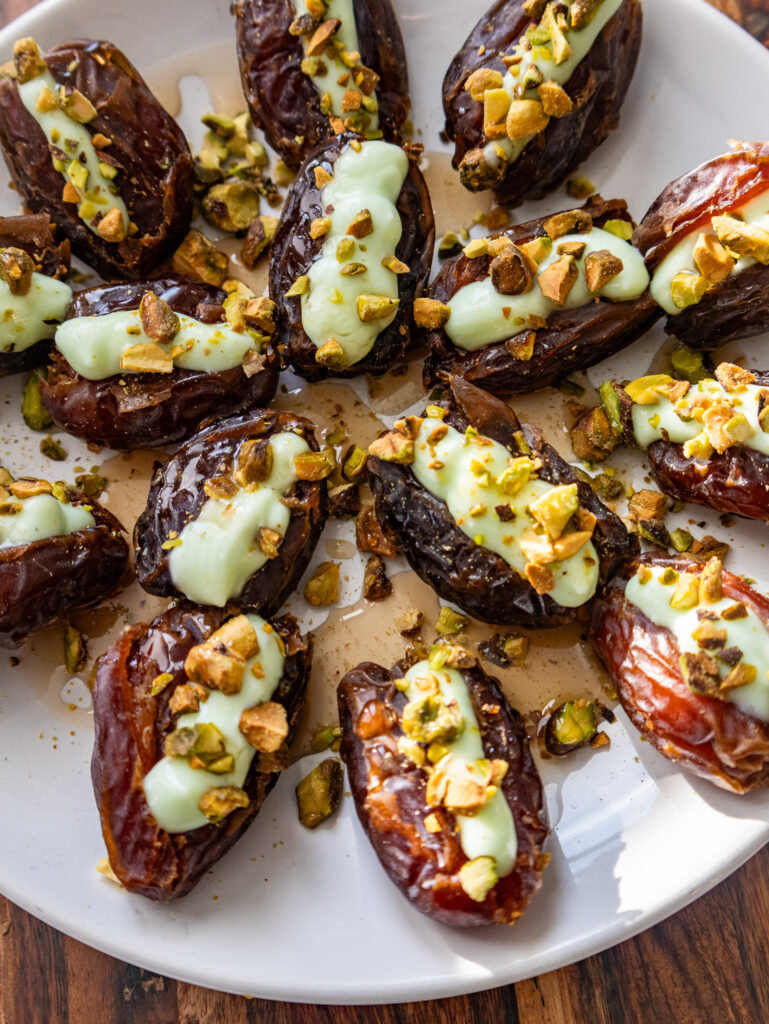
left=402, top=693, right=464, bottom=745
left=435, top=606, right=469, bottom=635
left=602, top=219, right=633, bottom=241
left=40, top=435, right=66, bottom=461
left=202, top=180, right=261, bottom=233
left=670, top=345, right=708, bottom=384
left=311, top=725, right=342, bottom=753
left=67, top=159, right=88, bottom=192
left=63, top=622, right=87, bottom=674
left=150, top=672, right=174, bottom=695
left=342, top=444, right=369, bottom=481
left=458, top=856, right=498, bottom=902
left=0, top=247, right=35, bottom=295
left=304, top=561, right=340, bottom=607
left=357, top=293, right=399, bottom=323
left=201, top=111, right=237, bottom=138
left=670, top=272, right=708, bottom=310
left=528, top=483, right=578, bottom=540
left=60, top=88, right=97, bottom=124
left=478, top=632, right=529, bottom=668
left=199, top=785, right=250, bottom=823
left=566, top=174, right=595, bottom=199
left=296, top=758, right=344, bottom=829
left=13, top=37, right=47, bottom=84
left=172, top=229, right=229, bottom=287
left=21, top=369, right=53, bottom=431
left=570, top=406, right=619, bottom=463
left=336, top=237, right=356, bottom=263
left=294, top=450, right=334, bottom=480
left=241, top=215, right=278, bottom=269
left=286, top=275, right=311, bottom=298
left=75, top=472, right=107, bottom=498
left=544, top=700, right=597, bottom=755
left=437, top=231, right=463, bottom=258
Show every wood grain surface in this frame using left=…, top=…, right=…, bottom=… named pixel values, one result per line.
left=1, top=1, right=769, bottom=1021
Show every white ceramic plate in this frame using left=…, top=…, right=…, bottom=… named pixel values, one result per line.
left=1, top=0, right=769, bottom=1005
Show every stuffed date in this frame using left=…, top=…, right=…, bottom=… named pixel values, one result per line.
left=40, top=277, right=280, bottom=451
left=270, top=132, right=434, bottom=379
left=420, top=196, right=660, bottom=396
left=338, top=640, right=548, bottom=926
left=134, top=409, right=327, bottom=613
left=367, top=375, right=637, bottom=628
left=233, top=0, right=409, bottom=169
left=92, top=604, right=312, bottom=899
left=590, top=553, right=769, bottom=792
left=0, top=38, right=194, bottom=279
left=443, top=0, right=642, bottom=206
left=0, top=473, right=128, bottom=648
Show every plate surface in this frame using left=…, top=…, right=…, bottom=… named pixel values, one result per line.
left=1, top=0, right=769, bottom=1005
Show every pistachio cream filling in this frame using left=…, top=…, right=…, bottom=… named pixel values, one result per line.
left=143, top=613, right=286, bottom=833
left=0, top=490, right=94, bottom=548
left=650, top=190, right=769, bottom=316
left=297, top=139, right=408, bottom=368
left=167, top=431, right=311, bottom=608
left=627, top=364, right=769, bottom=460
left=0, top=272, right=71, bottom=353
left=626, top=560, right=769, bottom=723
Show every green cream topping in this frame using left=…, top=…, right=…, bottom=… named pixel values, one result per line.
left=410, top=414, right=599, bottom=607
left=300, top=140, right=408, bottom=367
left=168, top=432, right=311, bottom=607
left=54, top=309, right=262, bottom=381
left=0, top=492, right=94, bottom=548
left=0, top=272, right=71, bottom=353
left=143, top=613, right=285, bottom=833
left=446, top=227, right=649, bottom=351
left=626, top=565, right=769, bottom=722
left=17, top=69, right=129, bottom=239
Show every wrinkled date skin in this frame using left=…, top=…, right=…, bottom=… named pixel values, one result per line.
left=443, top=0, right=642, bottom=206
left=0, top=40, right=194, bottom=279
left=40, top=276, right=280, bottom=451
left=0, top=489, right=129, bottom=648
left=233, top=0, right=410, bottom=169
left=134, top=409, right=327, bottom=615
left=0, top=213, right=71, bottom=376
left=270, top=133, right=435, bottom=380
left=91, top=604, right=312, bottom=900
left=590, top=554, right=769, bottom=792
left=422, top=196, right=660, bottom=396
left=634, top=141, right=769, bottom=349
left=369, top=376, right=637, bottom=628
left=338, top=657, right=548, bottom=926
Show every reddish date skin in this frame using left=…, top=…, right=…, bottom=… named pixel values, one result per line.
left=0, top=488, right=129, bottom=648
left=91, top=604, right=312, bottom=900
left=134, top=409, right=327, bottom=615
left=634, top=142, right=769, bottom=348
left=590, top=554, right=769, bottom=792
left=270, top=133, right=435, bottom=380
left=443, top=0, right=642, bottom=206
left=40, top=276, right=280, bottom=451
left=0, top=40, right=194, bottom=280
left=422, top=196, right=660, bottom=396
left=233, top=0, right=410, bottom=170
left=338, top=657, right=548, bottom=927
left=368, top=376, right=637, bottom=628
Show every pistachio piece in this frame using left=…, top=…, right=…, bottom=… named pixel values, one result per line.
left=402, top=694, right=463, bottom=745
left=60, top=87, right=97, bottom=124
left=700, top=557, right=723, bottom=603
left=63, top=621, right=87, bottom=673
left=545, top=700, right=598, bottom=755
left=368, top=431, right=414, bottom=464
left=203, top=475, right=238, bottom=499
left=570, top=0, right=604, bottom=29
left=671, top=272, right=708, bottom=310
left=464, top=67, right=504, bottom=101
left=566, top=175, right=596, bottom=199
left=483, top=88, right=511, bottom=138
left=239, top=701, right=289, bottom=753
left=119, top=343, right=174, bottom=374
left=198, top=785, right=249, bottom=823
left=538, top=254, right=578, bottom=305
left=40, top=435, right=67, bottom=461
left=458, top=856, right=498, bottom=902
left=584, top=249, right=623, bottom=292
left=96, top=207, right=126, bottom=243
left=525, top=562, right=555, bottom=594
left=294, top=450, right=334, bottom=480
left=184, top=638, right=247, bottom=696
left=138, top=292, right=179, bottom=345
left=234, top=438, right=273, bottom=487
left=478, top=632, right=529, bottom=668
left=257, top=525, right=283, bottom=559
left=310, top=216, right=331, bottom=239
left=356, top=502, right=399, bottom=558
left=202, top=181, right=260, bottom=233
left=357, top=293, right=398, bottom=323
left=537, top=80, right=573, bottom=117
left=21, top=369, right=53, bottom=431
left=328, top=482, right=361, bottom=518
left=693, top=233, right=736, bottom=284
left=9, top=477, right=51, bottom=499
left=557, top=240, right=587, bottom=258
left=458, top=148, right=507, bottom=192
left=506, top=98, right=549, bottom=141
left=172, top=229, right=229, bottom=286
left=435, top=606, right=469, bottom=635
left=543, top=209, right=593, bottom=241
left=241, top=216, right=277, bottom=269
left=570, top=406, right=619, bottom=462
left=169, top=683, right=203, bottom=715
left=304, top=560, right=340, bottom=606
left=346, top=209, right=374, bottom=238
left=0, top=247, right=34, bottom=296
left=413, top=297, right=451, bottom=329
left=341, top=444, right=369, bottom=481
left=712, top=216, right=769, bottom=263
left=363, top=554, right=392, bottom=601
left=628, top=489, right=667, bottom=523
left=715, top=362, right=755, bottom=390
left=13, top=37, right=46, bottom=84
left=296, top=758, right=344, bottom=829
left=305, top=17, right=341, bottom=57
left=602, top=218, right=633, bottom=241
left=381, top=253, right=409, bottom=274
left=519, top=236, right=552, bottom=265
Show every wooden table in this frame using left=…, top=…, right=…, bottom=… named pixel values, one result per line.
left=2, top=1, right=769, bottom=1021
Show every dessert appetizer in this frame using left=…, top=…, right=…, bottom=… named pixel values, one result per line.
left=270, top=133, right=434, bottom=379
left=233, top=0, right=410, bottom=169
left=40, top=278, right=280, bottom=451
left=420, top=197, right=659, bottom=396
left=443, top=0, right=642, bottom=206
left=591, top=554, right=769, bottom=793
left=367, top=376, right=636, bottom=628
left=0, top=473, right=128, bottom=648
left=338, top=640, right=549, bottom=926
left=134, top=409, right=327, bottom=611
left=637, top=141, right=769, bottom=349
left=598, top=364, right=769, bottom=521
left=92, top=606, right=312, bottom=899
left=0, top=38, right=194, bottom=279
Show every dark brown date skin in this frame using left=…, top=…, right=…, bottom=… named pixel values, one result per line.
left=423, top=195, right=660, bottom=397
left=443, top=0, right=642, bottom=206
left=270, top=133, right=435, bottom=380
left=590, top=553, right=769, bottom=792
left=0, top=214, right=71, bottom=376
left=0, top=487, right=128, bottom=648
left=91, top=604, right=312, bottom=900
left=0, top=40, right=194, bottom=280
left=40, top=276, right=280, bottom=451
left=134, top=409, right=327, bottom=615
left=233, top=0, right=409, bottom=169
left=634, top=141, right=769, bottom=349
left=368, top=375, right=637, bottom=628
left=338, top=655, right=548, bottom=927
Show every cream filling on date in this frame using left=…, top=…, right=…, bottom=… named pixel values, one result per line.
left=18, top=69, right=130, bottom=240
left=444, top=226, right=649, bottom=351
left=651, top=190, right=769, bottom=315
left=0, top=272, right=72, bottom=353
left=300, top=140, right=408, bottom=367
left=410, top=416, right=599, bottom=608
left=167, top=432, right=310, bottom=608
left=482, top=0, right=622, bottom=171
left=143, top=613, right=285, bottom=833
left=54, top=308, right=262, bottom=381
left=402, top=658, right=517, bottom=876
left=626, top=565, right=769, bottom=722
left=0, top=492, right=94, bottom=548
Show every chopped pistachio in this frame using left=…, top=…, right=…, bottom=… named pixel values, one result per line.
left=693, top=232, right=736, bottom=284
left=304, top=561, right=340, bottom=606
left=96, top=207, right=126, bottom=243
left=464, top=66, right=504, bottom=101
left=381, top=253, right=409, bottom=274
left=528, top=483, right=578, bottom=539
left=150, top=672, right=174, bottom=696
left=199, top=785, right=249, bottom=823
left=294, top=450, right=334, bottom=480
left=585, top=249, right=623, bottom=292
left=435, top=606, right=469, bottom=635
left=60, top=88, right=97, bottom=124
left=239, top=701, right=289, bottom=753
left=202, top=180, right=260, bottom=233
left=543, top=209, right=593, bottom=241
left=545, top=700, right=597, bottom=755
left=671, top=271, right=708, bottom=310
left=286, top=275, right=310, bottom=298
left=63, top=622, right=87, bottom=673
left=538, top=80, right=573, bottom=117
left=21, top=369, right=52, bottom=431
left=172, top=229, right=229, bottom=286
left=413, top=297, right=452, bottom=329
left=368, top=431, right=414, bottom=464
left=538, top=254, right=578, bottom=305
left=458, top=856, right=498, bottom=902
left=13, top=37, right=46, bottom=83
left=296, top=758, right=343, bottom=829
left=478, top=632, right=529, bottom=668
left=628, top=489, right=667, bottom=523
left=363, top=554, right=392, bottom=601
left=602, top=218, right=633, bottom=241
left=120, top=342, right=174, bottom=374
left=712, top=216, right=769, bottom=263
left=139, top=291, right=179, bottom=345
left=0, top=247, right=34, bottom=296
left=342, top=444, right=369, bottom=481
left=670, top=345, right=708, bottom=384
left=402, top=694, right=463, bottom=745
left=241, top=215, right=278, bottom=269
left=570, top=406, right=619, bottom=463
left=566, top=175, right=595, bottom=199
left=506, top=98, right=549, bottom=140
left=40, top=435, right=66, bottom=461
left=310, top=216, right=332, bottom=239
